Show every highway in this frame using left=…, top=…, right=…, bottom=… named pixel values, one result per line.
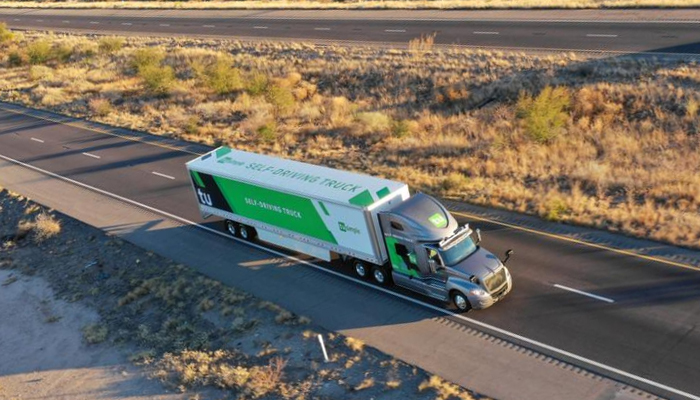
left=1, top=8, right=700, bottom=53
left=1, top=103, right=699, bottom=399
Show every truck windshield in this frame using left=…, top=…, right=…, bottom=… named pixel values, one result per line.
left=438, top=234, right=477, bottom=267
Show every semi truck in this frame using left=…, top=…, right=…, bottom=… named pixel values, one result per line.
left=186, top=147, right=513, bottom=311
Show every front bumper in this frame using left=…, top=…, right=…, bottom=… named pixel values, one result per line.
left=468, top=276, right=513, bottom=310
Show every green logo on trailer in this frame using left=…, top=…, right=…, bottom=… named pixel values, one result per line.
left=428, top=213, right=447, bottom=228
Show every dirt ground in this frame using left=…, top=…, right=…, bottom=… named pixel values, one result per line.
left=0, top=187, right=488, bottom=400
left=0, top=269, right=187, bottom=400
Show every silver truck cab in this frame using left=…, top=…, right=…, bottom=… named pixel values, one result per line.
left=378, top=193, right=512, bottom=311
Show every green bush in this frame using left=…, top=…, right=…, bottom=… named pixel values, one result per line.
left=391, top=119, right=412, bottom=138
left=204, top=57, right=242, bottom=95
left=257, top=122, right=277, bottom=143
left=99, top=37, right=125, bottom=55
left=8, top=49, right=27, bottom=66
left=544, top=198, right=570, bottom=221
left=0, top=23, right=15, bottom=44
left=246, top=73, right=269, bottom=96
left=516, top=86, right=570, bottom=144
left=27, top=40, right=52, bottom=65
left=356, top=111, right=392, bottom=133
left=139, top=64, right=176, bottom=96
left=53, top=44, right=74, bottom=63
left=130, top=47, right=164, bottom=73
left=265, top=85, right=295, bottom=114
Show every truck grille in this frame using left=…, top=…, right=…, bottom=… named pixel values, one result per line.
left=484, top=268, right=507, bottom=293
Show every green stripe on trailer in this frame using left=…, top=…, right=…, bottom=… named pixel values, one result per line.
left=376, top=187, right=391, bottom=199
left=348, top=190, right=374, bottom=207
left=215, top=147, right=232, bottom=158
left=212, top=175, right=338, bottom=244
left=190, top=171, right=205, bottom=188
left=318, top=201, right=330, bottom=216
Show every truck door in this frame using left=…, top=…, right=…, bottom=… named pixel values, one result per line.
left=382, top=219, right=428, bottom=295
left=422, top=247, right=448, bottom=301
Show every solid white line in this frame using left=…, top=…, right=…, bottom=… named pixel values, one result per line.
left=314, top=27, right=331, bottom=31
left=473, top=31, right=500, bottom=35
left=385, top=29, right=407, bottom=33
left=0, top=152, right=697, bottom=400
left=554, top=284, right=615, bottom=303
left=202, top=25, right=215, bottom=28
left=121, top=22, right=132, bottom=26
left=253, top=26, right=268, bottom=29
left=586, top=34, right=619, bottom=38
left=81, top=152, right=101, bottom=159
left=151, top=171, right=175, bottom=180
left=30, top=137, right=44, bottom=143
left=159, top=24, right=170, bottom=27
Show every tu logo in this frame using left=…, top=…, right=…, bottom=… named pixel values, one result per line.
left=197, top=188, right=213, bottom=206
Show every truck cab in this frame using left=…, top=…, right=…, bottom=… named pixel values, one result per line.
left=379, top=193, right=512, bottom=311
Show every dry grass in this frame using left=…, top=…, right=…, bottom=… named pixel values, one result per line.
left=1, top=31, right=699, bottom=249
left=0, top=0, right=699, bottom=9
left=419, top=375, right=476, bottom=400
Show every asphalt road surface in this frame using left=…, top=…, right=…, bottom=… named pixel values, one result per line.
left=1, top=9, right=700, bottom=53
left=0, top=104, right=699, bottom=399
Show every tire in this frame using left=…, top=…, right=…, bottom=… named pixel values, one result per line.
left=225, top=220, right=239, bottom=237
left=372, top=265, right=391, bottom=286
left=451, top=290, right=472, bottom=312
left=239, top=224, right=257, bottom=241
left=352, top=259, right=369, bottom=280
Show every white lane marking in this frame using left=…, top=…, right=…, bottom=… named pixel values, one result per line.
left=36, top=19, right=43, bottom=22
left=30, top=137, right=45, bottom=143
left=81, top=152, right=101, bottom=159
left=159, top=23, right=170, bottom=27
left=1, top=153, right=698, bottom=400
left=151, top=171, right=175, bottom=180
left=13, top=18, right=20, bottom=21
left=62, top=20, right=70, bottom=24
left=586, top=34, right=619, bottom=38
left=473, top=31, right=500, bottom=35
left=90, top=21, right=100, bottom=25
left=385, top=29, right=407, bottom=33
left=554, top=284, right=615, bottom=303
left=253, top=26, right=268, bottom=29
left=121, top=22, right=132, bottom=26
left=202, top=25, right=215, bottom=28
left=314, top=27, right=331, bottom=31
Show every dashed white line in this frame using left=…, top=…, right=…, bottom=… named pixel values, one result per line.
left=36, top=19, right=43, bottom=22
left=81, top=152, right=101, bottom=159
left=90, top=21, right=100, bottom=25
left=385, top=29, right=407, bottom=33
left=314, top=27, right=331, bottom=31
left=553, top=284, right=615, bottom=303
left=121, top=22, right=132, bottom=26
left=30, top=137, right=44, bottom=143
left=202, top=25, right=216, bottom=28
left=13, top=18, right=20, bottom=21
left=159, top=23, right=170, bottom=27
left=151, top=171, right=175, bottom=180
left=253, top=26, right=268, bottom=29
left=586, top=34, right=619, bottom=38
left=62, top=20, right=70, bottom=24
left=473, top=31, right=500, bottom=35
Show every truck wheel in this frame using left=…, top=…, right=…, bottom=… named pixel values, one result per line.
left=352, top=259, right=369, bottom=280
left=372, top=265, right=391, bottom=286
left=239, top=225, right=257, bottom=241
left=451, top=291, right=472, bottom=312
left=225, top=220, right=238, bottom=237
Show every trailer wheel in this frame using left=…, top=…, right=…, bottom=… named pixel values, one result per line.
left=239, top=225, right=257, bottom=241
left=450, top=290, right=472, bottom=312
left=372, top=265, right=391, bottom=286
left=225, top=220, right=239, bottom=237
left=352, top=259, right=369, bottom=280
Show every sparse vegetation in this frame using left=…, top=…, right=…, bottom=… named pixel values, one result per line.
left=0, top=32, right=699, bottom=249
left=82, top=323, right=108, bottom=344
left=98, top=36, right=124, bottom=55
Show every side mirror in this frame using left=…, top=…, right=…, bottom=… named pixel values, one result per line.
left=503, top=249, right=514, bottom=265
left=476, top=228, right=482, bottom=244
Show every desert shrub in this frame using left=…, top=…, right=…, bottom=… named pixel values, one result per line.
left=516, top=86, right=570, bottom=144
left=98, top=36, right=124, bottom=55
left=29, top=65, right=53, bottom=81
left=33, top=213, right=61, bottom=242
left=27, top=40, right=52, bottom=65
left=0, top=23, right=15, bottom=44
left=544, top=198, right=570, bottom=221
left=89, top=98, right=113, bottom=117
left=139, top=64, right=176, bottom=95
left=130, top=47, right=164, bottom=73
left=82, top=323, right=108, bottom=344
left=52, top=43, right=74, bottom=63
left=203, top=57, right=242, bottom=95
left=265, top=85, right=295, bottom=114
left=7, top=49, right=27, bottom=66
left=246, top=73, right=269, bottom=96
left=391, top=119, right=413, bottom=138
left=257, top=122, right=277, bottom=143
left=441, top=172, right=468, bottom=193
left=356, top=111, right=392, bottom=133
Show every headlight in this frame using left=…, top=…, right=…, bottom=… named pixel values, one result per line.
left=469, top=289, right=487, bottom=297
